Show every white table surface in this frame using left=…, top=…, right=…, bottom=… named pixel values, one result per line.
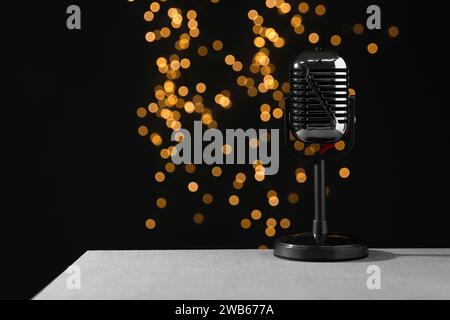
left=34, top=249, right=450, bottom=300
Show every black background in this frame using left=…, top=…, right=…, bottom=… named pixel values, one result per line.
left=3, top=0, right=448, bottom=299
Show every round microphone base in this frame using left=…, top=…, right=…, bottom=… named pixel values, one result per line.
left=274, top=233, right=368, bottom=262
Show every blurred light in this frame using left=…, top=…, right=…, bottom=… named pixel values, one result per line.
left=196, top=82, right=207, bottom=93
left=145, top=32, right=156, bottom=42
left=212, top=40, right=223, bottom=51
left=150, top=2, right=160, bottom=13
left=150, top=133, right=163, bottom=146
left=335, top=140, right=346, bottom=151
left=248, top=9, right=259, bottom=21
left=268, top=196, right=279, bottom=207
left=137, top=107, right=147, bottom=118
left=353, top=23, right=364, bottom=35
left=388, top=26, right=399, bottom=38
left=266, top=218, right=277, bottom=228
left=154, top=171, right=165, bottom=183
left=165, top=162, right=175, bottom=173
left=188, top=181, right=199, bottom=192
left=265, top=227, right=276, bottom=237
left=193, top=213, right=204, bottom=224
left=339, top=167, right=351, bottom=179
left=273, top=108, right=283, bottom=119
left=225, top=54, right=235, bottom=65
left=229, top=195, right=240, bottom=206
left=145, top=218, right=156, bottom=229
left=138, top=125, right=148, bottom=136
left=308, top=32, right=319, bottom=44
left=251, top=209, right=262, bottom=220
left=280, top=218, right=291, bottom=229
left=236, top=173, right=246, bottom=183
left=330, top=35, right=341, bottom=46
left=315, top=4, right=326, bottom=16
left=222, top=144, right=232, bottom=155
left=212, top=166, right=222, bottom=177
left=288, top=192, right=299, bottom=204
left=156, top=197, right=167, bottom=208
left=187, top=10, right=197, bottom=20
left=144, top=11, right=154, bottom=22
left=241, top=218, right=251, bottom=229
left=202, top=193, right=213, bottom=204
left=298, top=2, right=309, bottom=13
left=185, top=163, right=196, bottom=173
left=296, top=172, right=307, bottom=183
left=367, top=43, right=378, bottom=54
left=197, top=46, right=208, bottom=56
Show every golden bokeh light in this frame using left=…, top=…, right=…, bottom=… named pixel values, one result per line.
left=193, top=213, right=204, bottom=224
left=144, top=11, right=154, bottom=22
left=268, top=196, right=279, bottom=207
left=196, top=82, right=206, bottom=93
left=335, top=140, right=346, bottom=151
left=165, top=162, right=175, bottom=173
left=288, top=192, right=299, bottom=204
left=367, top=43, right=378, bottom=54
left=188, top=181, right=199, bottom=192
left=222, top=144, right=232, bottom=155
left=229, top=195, right=240, bottom=206
left=339, top=167, right=351, bottom=179
left=212, top=40, right=223, bottom=51
left=330, top=35, right=341, bottom=46
left=150, top=133, right=163, bottom=146
left=154, top=171, right=165, bottom=183
left=202, top=193, right=213, bottom=205
left=186, top=10, right=197, bottom=20
left=137, top=107, right=147, bottom=118
left=388, top=26, right=399, bottom=38
left=315, top=4, right=326, bottom=16
left=185, top=163, right=196, bottom=174
left=280, top=218, right=291, bottom=229
left=248, top=9, right=259, bottom=21
left=251, top=209, right=262, bottom=220
left=156, top=197, right=167, bottom=209
left=145, top=218, right=156, bottom=229
left=353, top=23, right=364, bottom=35
left=211, top=166, right=222, bottom=177
left=197, top=45, right=208, bottom=56
left=265, top=228, right=276, bottom=237
left=298, top=2, right=309, bottom=13
left=236, top=173, right=246, bottom=184
left=241, top=218, right=251, bottom=229
left=296, top=171, right=307, bottom=183
left=138, top=125, right=148, bottom=136
left=225, top=54, right=235, bottom=65
left=145, top=31, right=156, bottom=43
left=308, top=32, right=320, bottom=44
left=266, top=218, right=277, bottom=228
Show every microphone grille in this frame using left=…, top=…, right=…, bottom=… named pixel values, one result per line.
left=289, top=51, right=349, bottom=143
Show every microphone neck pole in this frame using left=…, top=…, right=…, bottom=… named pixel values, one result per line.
left=313, top=158, right=328, bottom=241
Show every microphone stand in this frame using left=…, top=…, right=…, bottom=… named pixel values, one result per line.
left=313, top=158, right=328, bottom=244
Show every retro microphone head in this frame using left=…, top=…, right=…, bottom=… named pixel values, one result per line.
left=285, top=49, right=355, bottom=160
left=274, top=49, right=367, bottom=262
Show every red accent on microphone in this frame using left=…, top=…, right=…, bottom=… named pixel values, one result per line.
left=319, top=143, right=335, bottom=155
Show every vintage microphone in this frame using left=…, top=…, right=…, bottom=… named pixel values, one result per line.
left=273, top=49, right=368, bottom=261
